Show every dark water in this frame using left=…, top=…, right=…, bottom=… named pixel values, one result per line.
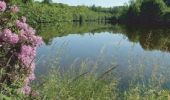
left=35, top=23, right=170, bottom=89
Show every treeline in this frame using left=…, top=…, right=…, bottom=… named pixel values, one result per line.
left=111, top=0, right=170, bottom=26
left=10, top=0, right=112, bottom=24
left=11, top=0, right=170, bottom=26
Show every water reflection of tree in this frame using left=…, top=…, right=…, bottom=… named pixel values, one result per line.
left=120, top=26, right=170, bottom=52
left=36, top=22, right=113, bottom=44
left=36, top=22, right=170, bottom=52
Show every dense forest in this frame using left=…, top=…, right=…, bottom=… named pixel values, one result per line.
left=111, top=0, right=170, bottom=26
left=9, top=0, right=112, bottom=24
left=10, top=0, right=170, bottom=26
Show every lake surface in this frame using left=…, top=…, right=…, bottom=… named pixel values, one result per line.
left=35, top=23, right=170, bottom=89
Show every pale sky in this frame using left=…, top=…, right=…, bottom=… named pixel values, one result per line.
left=35, top=0, right=130, bottom=7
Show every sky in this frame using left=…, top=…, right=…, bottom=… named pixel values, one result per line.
left=35, top=0, right=130, bottom=7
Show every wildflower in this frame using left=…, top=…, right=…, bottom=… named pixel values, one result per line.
left=21, top=85, right=31, bottom=95
left=0, top=1, right=43, bottom=96
left=10, top=5, right=19, bottom=13
left=1, top=28, right=19, bottom=44
left=28, top=73, right=36, bottom=81
left=10, top=33, right=19, bottom=44
left=32, top=35, right=43, bottom=46
left=16, top=20, right=28, bottom=30
left=0, top=1, right=6, bottom=12
left=18, top=45, right=36, bottom=68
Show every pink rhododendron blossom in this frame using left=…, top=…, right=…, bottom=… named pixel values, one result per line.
left=1, top=29, right=19, bottom=44
left=10, top=5, right=19, bottom=13
left=17, top=22, right=43, bottom=46
left=30, top=63, right=36, bottom=72
left=3, top=28, right=12, bottom=35
left=21, top=86, right=31, bottom=95
left=16, top=20, right=28, bottom=30
left=0, top=1, right=43, bottom=95
left=26, top=27, right=36, bottom=35
left=18, top=45, right=36, bottom=67
left=10, top=33, right=19, bottom=44
left=28, top=73, right=36, bottom=81
left=0, top=1, right=6, bottom=11
left=31, top=35, right=43, bottom=46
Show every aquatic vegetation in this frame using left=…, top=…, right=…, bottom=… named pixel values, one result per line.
left=30, top=63, right=170, bottom=100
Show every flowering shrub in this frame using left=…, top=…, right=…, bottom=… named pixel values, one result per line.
left=0, top=1, right=6, bottom=12
left=0, top=1, right=43, bottom=96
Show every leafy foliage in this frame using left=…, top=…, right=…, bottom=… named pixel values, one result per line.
left=16, top=2, right=112, bottom=24
left=112, top=0, right=170, bottom=25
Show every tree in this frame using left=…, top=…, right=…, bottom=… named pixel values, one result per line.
left=43, top=0, right=52, bottom=4
left=164, top=0, right=170, bottom=6
left=140, top=0, right=166, bottom=23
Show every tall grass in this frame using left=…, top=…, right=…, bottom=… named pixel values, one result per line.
left=35, top=69, right=117, bottom=100
left=29, top=61, right=170, bottom=100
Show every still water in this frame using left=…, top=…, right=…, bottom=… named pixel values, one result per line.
left=35, top=23, right=170, bottom=89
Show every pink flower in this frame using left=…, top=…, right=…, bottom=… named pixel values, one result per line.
left=10, top=33, right=19, bottom=44
left=0, top=1, right=6, bottom=12
left=31, top=35, right=43, bottom=46
left=17, top=22, right=43, bottom=46
left=16, top=20, right=28, bottom=30
left=18, top=45, right=36, bottom=68
left=0, top=1, right=43, bottom=96
left=3, top=28, right=12, bottom=35
left=28, top=73, right=35, bottom=81
left=21, top=85, right=31, bottom=95
left=10, top=5, right=19, bottom=13
left=30, top=63, right=36, bottom=72
left=1, top=29, right=19, bottom=44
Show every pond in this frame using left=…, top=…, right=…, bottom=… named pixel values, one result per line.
left=35, top=22, right=170, bottom=89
